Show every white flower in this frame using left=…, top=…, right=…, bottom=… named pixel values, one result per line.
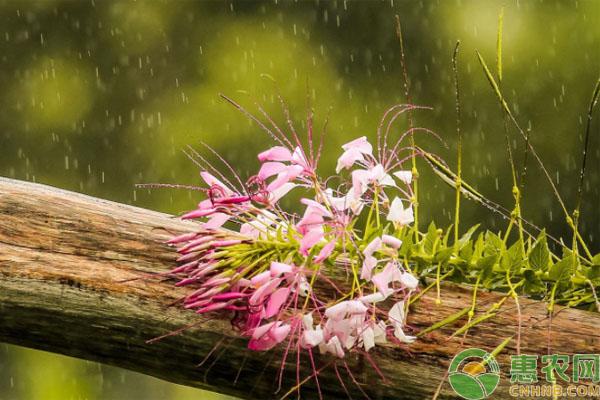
left=386, top=197, right=414, bottom=225
left=389, top=301, right=416, bottom=344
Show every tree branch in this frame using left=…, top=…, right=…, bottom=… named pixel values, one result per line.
left=1, top=177, right=598, bottom=399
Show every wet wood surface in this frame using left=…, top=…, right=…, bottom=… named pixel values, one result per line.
left=1, top=177, right=599, bottom=399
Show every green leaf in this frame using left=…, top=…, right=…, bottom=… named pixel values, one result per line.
left=484, top=231, right=505, bottom=256
left=423, top=222, right=438, bottom=255
left=457, top=224, right=480, bottom=251
left=435, top=247, right=454, bottom=264
left=501, top=239, right=524, bottom=273
left=496, top=7, right=504, bottom=82
left=548, top=255, right=574, bottom=283
left=529, top=231, right=550, bottom=271
left=477, top=254, right=499, bottom=280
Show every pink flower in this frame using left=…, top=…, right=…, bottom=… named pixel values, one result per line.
left=351, top=164, right=395, bottom=196
left=371, top=262, right=403, bottom=297
left=336, top=136, right=373, bottom=173
left=249, top=321, right=292, bottom=351
left=291, top=147, right=311, bottom=171
left=342, top=136, right=373, bottom=154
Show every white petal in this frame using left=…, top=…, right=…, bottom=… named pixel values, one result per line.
left=400, top=272, right=419, bottom=290
left=302, top=327, right=324, bottom=348
left=362, top=327, right=375, bottom=351
left=342, top=136, right=373, bottom=155
left=389, top=301, right=406, bottom=327
left=363, top=237, right=382, bottom=256
left=382, top=234, right=403, bottom=249
left=359, top=292, right=387, bottom=304
left=393, top=170, right=413, bottom=185
left=269, top=182, right=297, bottom=203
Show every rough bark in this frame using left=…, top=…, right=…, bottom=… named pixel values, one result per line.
left=0, top=177, right=599, bottom=399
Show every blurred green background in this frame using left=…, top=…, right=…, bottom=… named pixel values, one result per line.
left=0, top=0, right=598, bottom=399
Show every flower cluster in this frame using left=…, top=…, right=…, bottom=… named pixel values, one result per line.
left=168, top=130, right=421, bottom=364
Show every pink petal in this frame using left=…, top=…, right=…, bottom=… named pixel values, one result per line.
left=264, top=287, right=290, bottom=318
left=321, top=336, right=345, bottom=358
left=346, top=300, right=368, bottom=314
left=200, top=171, right=234, bottom=195
left=269, top=323, right=292, bottom=343
left=360, top=255, right=378, bottom=280
left=382, top=234, right=402, bottom=249
left=167, top=232, right=198, bottom=244
left=270, top=262, right=293, bottom=277
left=258, top=162, right=286, bottom=180
left=297, top=211, right=324, bottom=235
left=336, top=148, right=364, bottom=173
left=250, top=271, right=272, bottom=287
left=388, top=301, right=406, bottom=327
left=364, top=237, right=382, bottom=256
left=212, top=292, right=246, bottom=301
left=291, top=146, right=310, bottom=169
left=301, top=198, right=332, bottom=218
left=324, top=302, right=347, bottom=320
left=249, top=278, right=282, bottom=306
left=299, top=229, right=324, bottom=255
left=351, top=169, right=370, bottom=197
left=342, top=136, right=373, bottom=154
left=258, top=146, right=292, bottom=162
left=371, top=264, right=395, bottom=296
left=202, top=213, right=230, bottom=229
left=181, top=208, right=217, bottom=219
left=387, top=197, right=414, bottom=225
left=314, top=239, right=336, bottom=263
left=359, top=292, right=386, bottom=304
left=362, top=326, right=375, bottom=351
left=252, top=322, right=276, bottom=339
left=195, top=302, right=229, bottom=314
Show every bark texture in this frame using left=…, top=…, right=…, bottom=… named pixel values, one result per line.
left=0, top=177, right=599, bottom=399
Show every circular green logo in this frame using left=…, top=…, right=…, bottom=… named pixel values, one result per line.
left=448, top=348, right=501, bottom=400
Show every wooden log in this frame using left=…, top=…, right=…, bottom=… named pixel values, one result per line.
left=0, top=176, right=599, bottom=399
